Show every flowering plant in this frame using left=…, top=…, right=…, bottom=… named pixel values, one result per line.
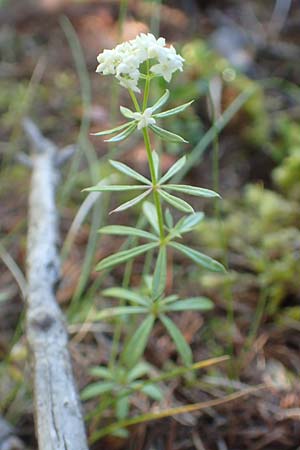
left=82, top=33, right=225, bottom=425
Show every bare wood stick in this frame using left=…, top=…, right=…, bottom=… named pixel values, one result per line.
left=24, top=119, right=89, bottom=450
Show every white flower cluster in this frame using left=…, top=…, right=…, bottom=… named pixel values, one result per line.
left=96, top=33, right=184, bottom=92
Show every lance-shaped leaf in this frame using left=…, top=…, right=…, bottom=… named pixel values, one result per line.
left=159, top=189, right=194, bottom=213
left=120, top=105, right=136, bottom=119
left=127, top=362, right=152, bottom=381
left=81, top=381, right=114, bottom=400
left=162, top=297, right=213, bottom=312
left=152, top=150, right=160, bottom=180
left=109, top=159, right=151, bottom=185
left=89, top=366, right=112, bottom=379
left=122, top=315, right=155, bottom=368
left=159, top=156, right=186, bottom=184
left=95, top=242, right=158, bottom=271
left=140, top=384, right=163, bottom=401
left=91, top=121, right=134, bottom=136
left=93, top=306, right=147, bottom=320
left=152, top=245, right=167, bottom=300
left=149, top=124, right=188, bottom=143
left=83, top=185, right=149, bottom=192
left=160, top=315, right=192, bottom=366
left=104, top=122, right=137, bottom=142
left=103, top=287, right=149, bottom=307
left=164, top=184, right=220, bottom=198
left=154, top=100, right=194, bottom=118
left=158, top=295, right=179, bottom=305
left=110, top=189, right=151, bottom=214
left=165, top=208, right=173, bottom=229
left=174, top=212, right=205, bottom=234
left=143, top=201, right=159, bottom=235
left=169, top=242, right=226, bottom=273
left=151, top=89, right=170, bottom=113
left=99, top=225, right=158, bottom=241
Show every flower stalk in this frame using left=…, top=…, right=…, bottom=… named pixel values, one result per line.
left=83, top=36, right=226, bottom=420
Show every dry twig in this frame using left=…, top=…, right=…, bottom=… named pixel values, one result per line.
left=24, top=119, right=88, bottom=450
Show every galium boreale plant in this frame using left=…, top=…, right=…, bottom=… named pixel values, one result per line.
left=82, top=33, right=226, bottom=422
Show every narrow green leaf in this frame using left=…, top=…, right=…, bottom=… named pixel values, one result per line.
left=143, top=201, right=159, bottom=234
left=102, top=287, right=149, bottom=307
left=169, top=242, right=226, bottom=273
left=81, top=381, right=114, bottom=400
left=95, top=242, right=158, bottom=271
left=91, top=121, right=133, bottom=136
left=152, top=245, right=167, bottom=300
left=99, top=225, right=158, bottom=241
left=110, top=189, right=151, bottom=214
left=120, top=105, right=135, bottom=119
left=151, top=89, right=170, bottom=113
left=152, top=150, right=160, bottom=180
left=165, top=184, right=220, bottom=198
left=160, top=315, right=192, bottom=365
left=154, top=100, right=194, bottom=118
left=127, top=362, right=151, bottom=382
left=116, top=396, right=130, bottom=420
left=175, top=212, right=205, bottom=234
left=105, top=123, right=137, bottom=142
left=158, top=295, right=179, bottom=305
left=89, top=366, right=113, bottom=379
left=122, top=315, right=155, bottom=368
left=163, top=297, right=214, bottom=312
left=93, top=306, right=147, bottom=320
left=141, top=384, right=163, bottom=401
left=159, top=189, right=194, bottom=213
left=165, top=208, right=173, bottom=229
left=83, top=185, right=148, bottom=193
left=109, top=160, right=151, bottom=185
left=159, top=156, right=186, bottom=184
left=149, top=124, right=188, bottom=143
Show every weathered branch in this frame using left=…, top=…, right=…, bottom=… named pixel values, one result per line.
left=24, top=119, right=89, bottom=450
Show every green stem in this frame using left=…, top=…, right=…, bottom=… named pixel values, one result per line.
left=129, top=87, right=165, bottom=241
left=128, top=89, right=141, bottom=112
left=142, top=128, right=165, bottom=240
left=143, top=62, right=151, bottom=111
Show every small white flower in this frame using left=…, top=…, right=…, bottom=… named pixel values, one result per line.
left=117, top=70, right=141, bottom=93
left=96, top=33, right=185, bottom=90
left=132, top=108, right=156, bottom=130
left=151, top=46, right=184, bottom=82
